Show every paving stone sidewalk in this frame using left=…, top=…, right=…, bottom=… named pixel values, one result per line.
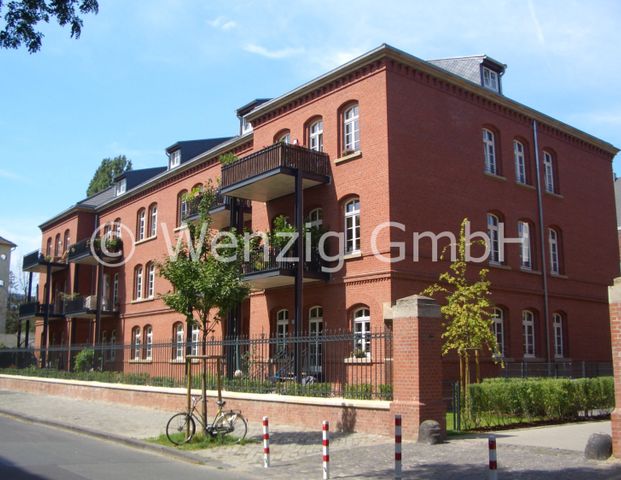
left=2, top=389, right=621, bottom=479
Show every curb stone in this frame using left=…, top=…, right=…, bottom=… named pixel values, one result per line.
left=0, top=407, right=232, bottom=470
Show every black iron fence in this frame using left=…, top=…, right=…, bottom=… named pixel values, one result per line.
left=500, top=361, right=613, bottom=378
left=0, top=330, right=393, bottom=400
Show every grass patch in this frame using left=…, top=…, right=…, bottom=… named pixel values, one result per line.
left=147, top=432, right=256, bottom=450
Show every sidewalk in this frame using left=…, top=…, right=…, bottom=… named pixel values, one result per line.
left=1, top=388, right=621, bottom=479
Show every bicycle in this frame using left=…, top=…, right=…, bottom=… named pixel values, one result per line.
left=166, top=395, right=248, bottom=446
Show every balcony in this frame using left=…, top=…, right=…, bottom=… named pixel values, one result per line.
left=67, top=237, right=123, bottom=265
left=221, top=143, right=330, bottom=202
left=22, top=250, right=67, bottom=273
left=64, top=295, right=118, bottom=318
left=242, top=247, right=328, bottom=290
left=18, top=301, right=64, bottom=319
left=182, top=190, right=252, bottom=229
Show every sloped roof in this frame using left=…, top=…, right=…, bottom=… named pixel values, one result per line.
left=428, top=55, right=506, bottom=86
left=165, top=137, right=234, bottom=165
left=0, top=236, right=16, bottom=248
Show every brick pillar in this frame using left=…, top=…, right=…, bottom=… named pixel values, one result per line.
left=609, top=278, right=621, bottom=457
left=389, top=295, right=445, bottom=438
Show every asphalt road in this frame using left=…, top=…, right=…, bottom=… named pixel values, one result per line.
left=0, top=416, right=255, bottom=480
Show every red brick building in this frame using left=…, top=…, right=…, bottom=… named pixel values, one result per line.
left=19, top=44, right=619, bottom=381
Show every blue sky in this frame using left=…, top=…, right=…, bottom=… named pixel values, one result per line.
left=1, top=0, right=620, bottom=277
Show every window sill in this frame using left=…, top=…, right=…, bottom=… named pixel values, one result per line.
left=130, top=297, right=155, bottom=304
left=174, top=225, right=188, bottom=233
left=344, top=356, right=372, bottom=364
left=489, top=262, right=511, bottom=270
left=483, top=171, right=506, bottom=182
left=520, top=268, right=541, bottom=275
left=169, top=359, right=186, bottom=364
left=544, top=191, right=563, bottom=199
left=343, top=251, right=362, bottom=260
left=335, top=150, right=362, bottom=165
left=135, top=236, right=157, bottom=246
left=516, top=182, right=535, bottom=190
left=550, top=273, right=568, bottom=279
left=129, top=359, right=153, bottom=364
left=521, top=356, right=545, bottom=362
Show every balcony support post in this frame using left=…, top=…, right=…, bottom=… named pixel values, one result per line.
left=17, top=319, right=22, bottom=349
left=66, top=318, right=72, bottom=372
left=225, top=198, right=242, bottom=379
left=27, top=272, right=33, bottom=301
left=24, top=320, right=30, bottom=349
left=294, top=170, right=304, bottom=383
left=41, top=263, right=51, bottom=368
left=94, top=263, right=104, bottom=370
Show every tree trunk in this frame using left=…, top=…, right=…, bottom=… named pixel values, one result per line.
left=475, top=349, right=480, bottom=384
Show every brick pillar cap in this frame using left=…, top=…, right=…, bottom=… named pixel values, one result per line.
left=392, top=295, right=441, bottom=319
left=609, top=277, right=621, bottom=304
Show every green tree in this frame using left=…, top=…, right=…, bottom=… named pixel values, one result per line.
left=422, top=218, right=500, bottom=425
left=0, top=0, right=99, bottom=53
left=86, top=155, right=132, bottom=197
left=158, top=182, right=249, bottom=426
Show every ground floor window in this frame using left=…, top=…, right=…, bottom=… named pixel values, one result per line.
left=353, top=307, right=371, bottom=357
left=309, top=306, right=323, bottom=374
left=522, top=310, right=535, bottom=358
left=553, top=313, right=564, bottom=358
left=276, top=309, right=289, bottom=355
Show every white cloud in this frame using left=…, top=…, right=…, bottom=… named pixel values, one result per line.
left=0, top=169, right=25, bottom=182
left=243, top=43, right=304, bottom=59
left=208, top=16, right=237, bottom=31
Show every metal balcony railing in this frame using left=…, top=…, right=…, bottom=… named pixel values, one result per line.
left=242, top=247, right=324, bottom=277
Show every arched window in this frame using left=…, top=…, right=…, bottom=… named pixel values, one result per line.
left=517, top=220, right=534, bottom=270
left=308, top=119, right=323, bottom=152
left=148, top=203, right=158, bottom=237
left=54, top=234, right=61, bottom=258
left=306, top=208, right=323, bottom=228
left=275, top=129, right=290, bottom=144
left=309, top=306, right=323, bottom=373
left=353, top=307, right=371, bottom=356
left=146, top=262, right=155, bottom=298
left=110, top=330, right=117, bottom=361
left=522, top=310, right=535, bottom=358
left=342, top=103, right=360, bottom=153
left=191, top=323, right=200, bottom=356
left=345, top=198, right=360, bottom=254
left=553, top=313, right=564, bottom=358
left=173, top=323, right=184, bottom=361
left=492, top=308, right=504, bottom=357
left=487, top=213, right=501, bottom=264
left=543, top=151, right=556, bottom=193
left=276, top=309, right=289, bottom=353
left=136, top=208, right=146, bottom=241
left=113, top=218, right=122, bottom=238
left=46, top=237, right=52, bottom=257
left=549, top=227, right=562, bottom=275
left=144, top=325, right=153, bottom=360
left=177, top=190, right=188, bottom=227
left=134, top=265, right=143, bottom=300
left=483, top=128, right=497, bottom=174
left=514, top=140, right=527, bottom=184
left=131, top=326, right=141, bottom=360
left=63, top=229, right=71, bottom=253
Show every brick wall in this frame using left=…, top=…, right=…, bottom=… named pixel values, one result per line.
left=609, top=278, right=621, bottom=456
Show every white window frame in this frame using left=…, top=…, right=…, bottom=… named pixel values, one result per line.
left=549, top=228, right=560, bottom=275
left=149, top=204, right=158, bottom=237
left=522, top=310, right=535, bottom=358
left=134, top=265, right=143, bottom=300
left=518, top=221, right=532, bottom=270
left=487, top=213, right=501, bottom=264
left=146, top=263, right=155, bottom=298
left=276, top=309, right=289, bottom=354
left=169, top=150, right=181, bottom=169
left=514, top=140, right=527, bottom=184
left=145, top=326, right=153, bottom=360
left=179, top=194, right=188, bottom=225
left=115, top=179, right=126, bottom=196
left=492, top=308, right=504, bottom=357
left=343, top=104, right=360, bottom=153
left=133, top=327, right=141, bottom=360
left=483, top=129, right=497, bottom=175
left=353, top=307, right=371, bottom=356
left=309, top=306, right=324, bottom=373
left=309, top=119, right=324, bottom=152
left=345, top=198, right=361, bottom=254
left=543, top=151, right=555, bottom=193
left=137, top=209, right=145, bottom=241
left=174, top=324, right=184, bottom=361
left=306, top=208, right=323, bottom=229
left=278, top=132, right=290, bottom=144
left=482, top=67, right=499, bottom=92
left=191, top=324, right=200, bottom=356
left=553, top=313, right=564, bottom=358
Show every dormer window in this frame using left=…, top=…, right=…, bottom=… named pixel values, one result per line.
left=241, top=117, right=253, bottom=134
left=169, top=150, right=181, bottom=169
left=115, top=179, right=126, bottom=196
left=482, top=67, right=499, bottom=92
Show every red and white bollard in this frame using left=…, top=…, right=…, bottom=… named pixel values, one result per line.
left=322, top=420, right=330, bottom=479
left=488, top=434, right=498, bottom=480
left=395, top=415, right=402, bottom=480
left=262, top=416, right=270, bottom=468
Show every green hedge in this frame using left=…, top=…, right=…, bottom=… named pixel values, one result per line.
left=465, top=377, right=614, bottom=428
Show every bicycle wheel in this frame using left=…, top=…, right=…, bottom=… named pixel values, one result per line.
left=166, top=413, right=196, bottom=445
left=217, top=411, right=248, bottom=442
